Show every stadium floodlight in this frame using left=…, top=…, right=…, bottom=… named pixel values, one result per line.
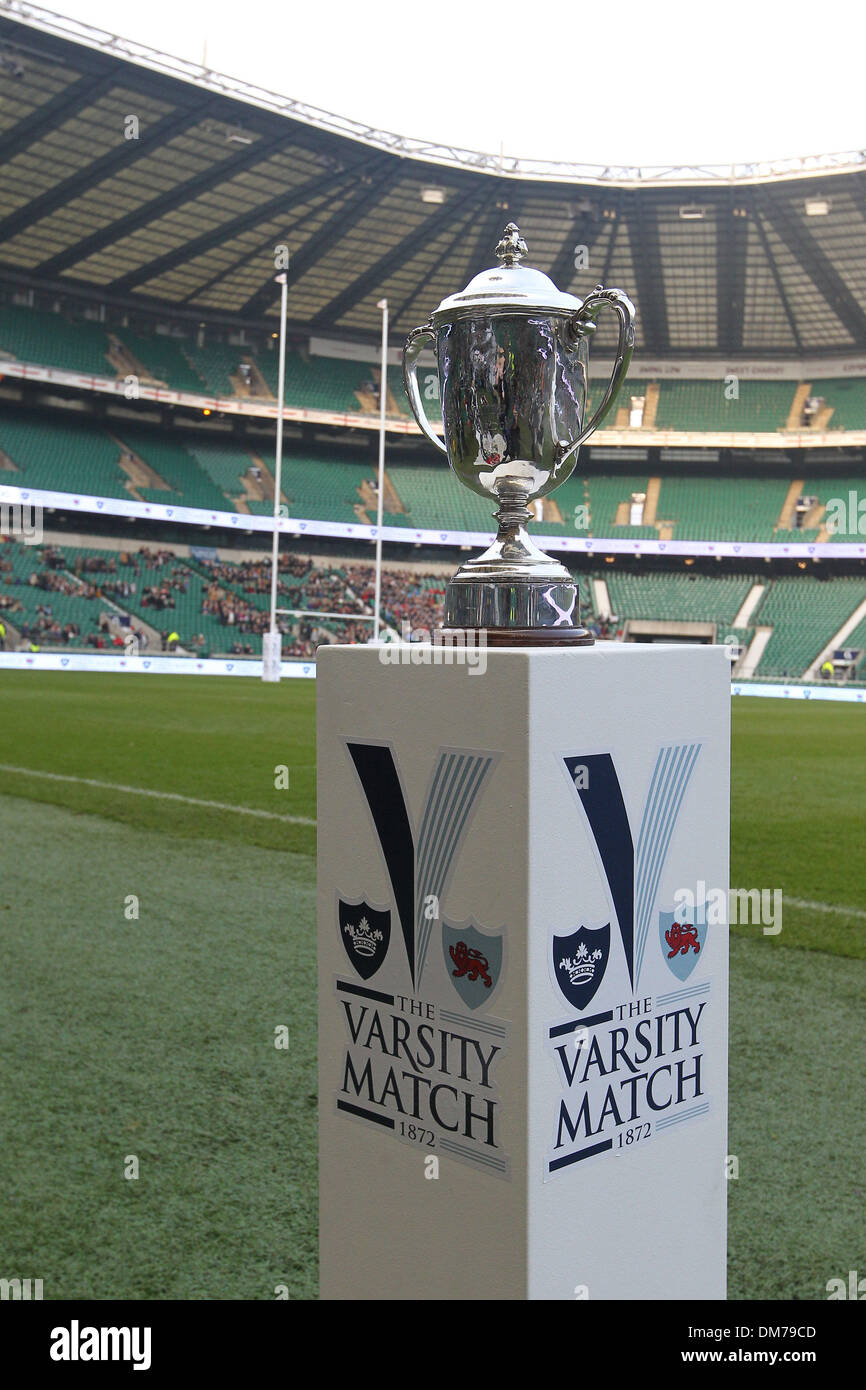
left=263, top=270, right=289, bottom=683
left=373, top=298, right=388, bottom=642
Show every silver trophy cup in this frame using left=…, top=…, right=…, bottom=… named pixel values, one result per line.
left=403, top=223, right=635, bottom=642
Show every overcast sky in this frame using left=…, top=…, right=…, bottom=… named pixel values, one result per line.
left=36, top=0, right=865, bottom=168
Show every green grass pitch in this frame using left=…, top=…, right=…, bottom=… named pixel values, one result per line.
left=0, top=673, right=863, bottom=1300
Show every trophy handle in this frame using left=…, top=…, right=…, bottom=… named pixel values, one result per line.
left=402, top=322, right=447, bottom=455
left=568, top=286, right=636, bottom=448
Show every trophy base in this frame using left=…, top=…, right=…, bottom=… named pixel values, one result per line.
left=441, top=626, right=595, bottom=647
left=444, top=576, right=593, bottom=645
left=442, top=494, right=594, bottom=643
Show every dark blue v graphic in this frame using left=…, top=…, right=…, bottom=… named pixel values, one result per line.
left=347, top=743, right=416, bottom=984
left=564, top=753, right=635, bottom=987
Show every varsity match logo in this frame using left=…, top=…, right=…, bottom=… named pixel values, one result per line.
left=332, top=740, right=510, bottom=1178
left=546, top=741, right=710, bottom=1177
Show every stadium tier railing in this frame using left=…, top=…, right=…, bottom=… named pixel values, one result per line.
left=2, top=349, right=866, bottom=450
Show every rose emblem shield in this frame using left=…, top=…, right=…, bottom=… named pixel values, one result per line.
left=442, top=919, right=503, bottom=1010
left=658, top=901, right=706, bottom=981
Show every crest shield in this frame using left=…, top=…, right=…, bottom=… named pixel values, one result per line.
left=552, top=924, right=610, bottom=1010
left=442, top=919, right=503, bottom=1010
left=659, top=902, right=706, bottom=981
left=338, top=898, right=390, bottom=980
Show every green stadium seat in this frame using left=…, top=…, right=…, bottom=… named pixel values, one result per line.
left=655, top=476, right=788, bottom=542
left=258, top=351, right=368, bottom=414
left=113, top=328, right=207, bottom=396
left=752, top=577, right=865, bottom=678
left=0, top=410, right=129, bottom=498
left=653, top=380, right=796, bottom=432
left=0, top=302, right=113, bottom=377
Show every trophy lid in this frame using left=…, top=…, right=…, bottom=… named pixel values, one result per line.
left=430, top=223, right=584, bottom=322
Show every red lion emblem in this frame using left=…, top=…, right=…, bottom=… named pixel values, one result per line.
left=665, top=923, right=701, bottom=959
left=449, top=940, right=492, bottom=987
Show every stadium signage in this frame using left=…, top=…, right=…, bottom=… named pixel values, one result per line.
left=5, top=481, right=865, bottom=557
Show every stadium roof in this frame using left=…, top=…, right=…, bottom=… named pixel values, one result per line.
left=1, top=1, right=865, bottom=357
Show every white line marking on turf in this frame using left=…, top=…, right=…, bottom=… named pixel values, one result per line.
left=0, top=764, right=317, bottom=827
left=782, top=895, right=866, bottom=922
left=0, top=769, right=860, bottom=906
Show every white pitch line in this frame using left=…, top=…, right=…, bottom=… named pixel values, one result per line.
left=0, top=766, right=861, bottom=909
left=0, top=763, right=317, bottom=827
left=782, top=895, right=866, bottom=922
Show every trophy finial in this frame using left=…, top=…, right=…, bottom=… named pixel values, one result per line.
left=495, top=223, right=528, bottom=267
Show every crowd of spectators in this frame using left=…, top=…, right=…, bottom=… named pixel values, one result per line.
left=0, top=541, right=155, bottom=650
left=18, top=603, right=83, bottom=646
left=342, top=563, right=446, bottom=637
left=199, top=552, right=310, bottom=596
left=0, top=538, right=535, bottom=655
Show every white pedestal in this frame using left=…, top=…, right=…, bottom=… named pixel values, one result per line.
left=317, top=642, right=730, bottom=1301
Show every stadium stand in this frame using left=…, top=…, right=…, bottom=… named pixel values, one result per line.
left=186, top=442, right=260, bottom=503
left=0, top=538, right=455, bottom=659
left=276, top=456, right=374, bottom=523
left=807, top=379, right=866, bottom=431
left=0, top=411, right=129, bottom=497
left=800, top=475, right=866, bottom=540
left=750, top=577, right=866, bottom=678
left=384, top=462, right=498, bottom=532
left=113, top=429, right=229, bottom=512
left=4, top=533, right=864, bottom=683
left=0, top=541, right=109, bottom=646
left=652, top=380, right=797, bottom=432
left=183, top=342, right=245, bottom=398
left=772, top=528, right=821, bottom=544
left=257, top=351, right=369, bottom=413
left=4, top=303, right=866, bottom=434
left=2, top=401, right=861, bottom=551
left=842, top=613, right=866, bottom=678
left=603, top=570, right=756, bottom=626
left=655, top=476, right=789, bottom=541
left=554, top=474, right=651, bottom=534
left=0, top=302, right=112, bottom=377
left=586, top=379, right=653, bottom=424
left=114, top=328, right=207, bottom=396
left=585, top=475, right=651, bottom=533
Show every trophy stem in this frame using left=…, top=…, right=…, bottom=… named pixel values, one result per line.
left=494, top=482, right=533, bottom=535
left=443, top=479, right=594, bottom=645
